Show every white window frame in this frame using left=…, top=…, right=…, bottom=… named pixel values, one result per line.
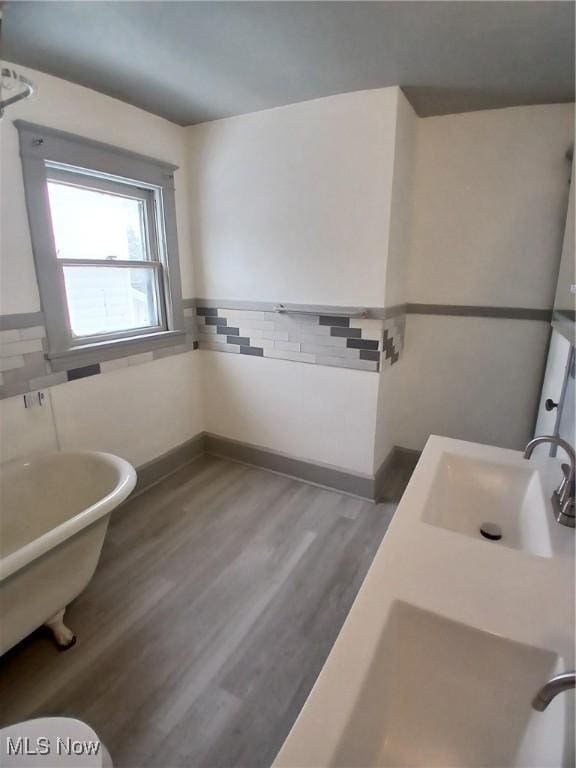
left=16, top=121, right=185, bottom=371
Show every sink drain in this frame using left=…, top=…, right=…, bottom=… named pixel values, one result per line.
left=479, top=523, right=502, bottom=541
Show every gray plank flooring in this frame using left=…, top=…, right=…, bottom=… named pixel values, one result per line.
left=0, top=456, right=396, bottom=767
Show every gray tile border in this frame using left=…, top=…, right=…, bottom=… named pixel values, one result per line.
left=0, top=329, right=22, bottom=344
left=405, top=303, right=552, bottom=320
left=2, top=357, right=46, bottom=383
left=47, top=329, right=188, bottom=371
left=294, top=333, right=348, bottom=348
left=29, top=372, right=67, bottom=389
left=239, top=346, right=264, bottom=356
left=199, top=342, right=240, bottom=354
left=218, top=309, right=267, bottom=322
left=0, top=311, right=45, bottom=331
left=66, top=364, right=101, bottom=381
left=198, top=332, right=228, bottom=343
left=347, top=338, right=379, bottom=350
left=0, top=380, right=31, bottom=398
left=264, top=349, right=316, bottom=364
left=359, top=350, right=381, bottom=362
left=274, top=340, right=301, bottom=352
left=300, top=343, right=360, bottom=359
left=0, top=355, right=25, bottom=372
left=194, top=299, right=369, bottom=316
left=0, top=295, right=554, bottom=401
left=192, top=304, right=387, bottom=372
left=330, top=327, right=362, bottom=339
left=0, top=338, right=44, bottom=357
left=254, top=329, right=290, bottom=341
left=319, top=316, right=350, bottom=327
left=0, top=309, right=198, bottom=399
left=19, top=325, right=46, bottom=340
left=152, top=343, right=194, bottom=360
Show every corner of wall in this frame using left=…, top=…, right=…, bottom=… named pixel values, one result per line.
left=373, top=90, right=419, bottom=473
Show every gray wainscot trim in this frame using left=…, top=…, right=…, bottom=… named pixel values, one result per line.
left=129, top=432, right=421, bottom=503
left=374, top=446, right=421, bottom=502
left=204, top=433, right=376, bottom=499
left=190, top=299, right=551, bottom=322
left=0, top=312, right=45, bottom=331
left=133, top=433, right=206, bottom=497
left=406, top=303, right=552, bottom=321
left=193, top=298, right=408, bottom=321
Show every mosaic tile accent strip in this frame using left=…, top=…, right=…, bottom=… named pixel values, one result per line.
left=196, top=305, right=405, bottom=372
left=382, top=315, right=405, bottom=367
left=0, top=309, right=199, bottom=400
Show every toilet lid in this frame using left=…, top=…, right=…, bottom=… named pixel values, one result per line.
left=0, top=718, right=111, bottom=767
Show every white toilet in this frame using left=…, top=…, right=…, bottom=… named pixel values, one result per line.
left=0, top=718, right=112, bottom=767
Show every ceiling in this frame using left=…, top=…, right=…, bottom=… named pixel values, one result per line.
left=2, top=1, right=574, bottom=126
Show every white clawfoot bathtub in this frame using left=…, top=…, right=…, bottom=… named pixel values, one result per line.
left=0, top=451, right=136, bottom=655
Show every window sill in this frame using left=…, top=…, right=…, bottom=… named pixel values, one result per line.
left=46, top=330, right=187, bottom=372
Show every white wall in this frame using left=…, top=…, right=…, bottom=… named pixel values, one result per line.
left=50, top=353, right=203, bottom=467
left=2, top=66, right=572, bottom=474
left=554, top=158, right=575, bottom=316
left=374, top=90, right=418, bottom=469
left=0, top=65, right=205, bottom=465
left=384, top=90, right=417, bottom=309
left=187, top=88, right=404, bottom=474
left=188, top=88, right=399, bottom=307
left=201, top=352, right=378, bottom=475
left=1, top=65, right=196, bottom=314
left=386, top=103, right=574, bottom=454
left=389, top=315, right=551, bottom=451
left=407, top=104, right=574, bottom=309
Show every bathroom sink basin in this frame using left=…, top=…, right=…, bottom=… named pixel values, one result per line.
left=421, top=452, right=552, bottom=558
left=332, top=601, right=567, bottom=768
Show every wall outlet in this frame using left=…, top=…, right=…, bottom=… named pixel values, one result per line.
left=23, top=391, right=45, bottom=409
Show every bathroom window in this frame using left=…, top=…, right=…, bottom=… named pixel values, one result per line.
left=16, top=121, right=185, bottom=369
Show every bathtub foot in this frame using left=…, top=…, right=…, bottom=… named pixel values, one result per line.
left=44, top=609, right=77, bottom=651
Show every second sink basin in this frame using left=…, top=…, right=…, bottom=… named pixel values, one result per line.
left=421, top=452, right=552, bottom=558
left=332, top=601, right=564, bottom=767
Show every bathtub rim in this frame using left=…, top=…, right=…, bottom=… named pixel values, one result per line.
left=0, top=450, right=136, bottom=582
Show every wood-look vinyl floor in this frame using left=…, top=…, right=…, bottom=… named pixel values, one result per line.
left=0, top=456, right=396, bottom=767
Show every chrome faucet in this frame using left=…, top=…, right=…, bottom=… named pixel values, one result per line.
left=532, top=671, right=576, bottom=711
left=524, top=436, right=575, bottom=528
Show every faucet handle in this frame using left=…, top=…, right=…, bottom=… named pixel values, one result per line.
left=560, top=498, right=575, bottom=527
left=558, top=463, right=576, bottom=504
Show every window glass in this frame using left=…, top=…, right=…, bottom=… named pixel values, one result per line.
left=62, top=265, right=160, bottom=337
left=47, top=181, right=149, bottom=261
